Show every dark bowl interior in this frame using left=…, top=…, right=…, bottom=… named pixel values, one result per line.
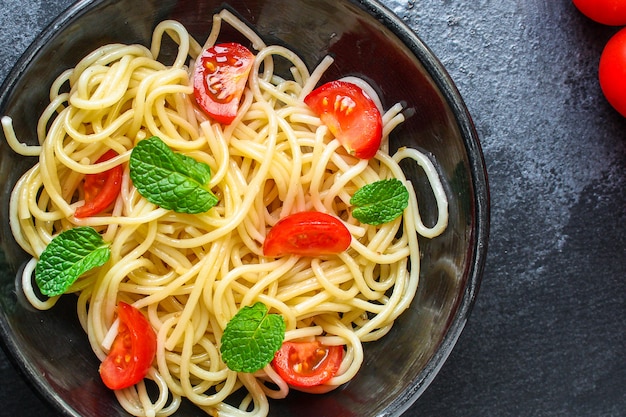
left=0, top=0, right=489, bottom=416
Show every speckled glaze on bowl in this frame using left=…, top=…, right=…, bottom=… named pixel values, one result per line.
left=0, top=0, right=489, bottom=416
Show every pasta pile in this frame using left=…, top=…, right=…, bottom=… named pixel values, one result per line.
left=2, top=9, right=448, bottom=417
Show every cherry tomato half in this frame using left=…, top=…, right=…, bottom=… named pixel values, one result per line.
left=262, top=211, right=352, bottom=257
left=193, top=42, right=254, bottom=124
left=99, top=302, right=157, bottom=390
left=74, top=150, right=123, bottom=218
left=272, top=340, right=344, bottom=387
left=572, top=0, right=626, bottom=26
left=304, top=80, right=383, bottom=160
left=599, top=27, right=626, bottom=118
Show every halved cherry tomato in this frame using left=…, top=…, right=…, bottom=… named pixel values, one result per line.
left=599, top=27, right=626, bottom=117
left=304, top=80, right=383, bottom=159
left=572, top=0, right=626, bottom=26
left=262, top=211, right=352, bottom=257
left=272, top=340, right=344, bottom=387
left=74, top=150, right=122, bottom=218
left=99, top=302, right=157, bottom=390
left=193, top=42, right=254, bottom=124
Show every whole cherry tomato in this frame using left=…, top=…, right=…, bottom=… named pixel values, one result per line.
left=304, top=80, right=383, bottom=160
left=573, top=0, right=626, bottom=26
left=272, top=340, right=344, bottom=387
left=99, top=302, right=157, bottom=390
left=599, top=27, right=626, bottom=118
left=193, top=42, right=254, bottom=124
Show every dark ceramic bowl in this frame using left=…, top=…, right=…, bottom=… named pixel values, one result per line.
left=0, top=0, right=489, bottom=416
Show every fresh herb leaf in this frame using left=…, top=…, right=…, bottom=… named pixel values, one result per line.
left=35, top=227, right=110, bottom=297
left=350, top=178, right=409, bottom=225
left=129, top=136, right=218, bottom=214
left=220, top=302, right=286, bottom=373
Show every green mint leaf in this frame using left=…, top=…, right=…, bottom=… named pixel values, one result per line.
left=220, top=302, right=286, bottom=373
left=35, top=227, right=110, bottom=297
left=350, top=178, right=409, bottom=225
left=129, top=136, right=218, bottom=214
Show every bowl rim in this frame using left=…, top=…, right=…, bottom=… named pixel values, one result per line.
left=0, top=0, right=490, bottom=416
left=373, top=11, right=489, bottom=416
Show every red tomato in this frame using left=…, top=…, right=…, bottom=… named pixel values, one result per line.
left=193, top=42, right=254, bottom=124
left=272, top=341, right=344, bottom=387
left=573, top=0, right=626, bottom=26
left=304, top=80, right=383, bottom=159
left=99, top=302, right=157, bottom=390
left=74, top=150, right=123, bottom=218
left=262, top=211, right=352, bottom=257
left=599, top=27, right=626, bottom=118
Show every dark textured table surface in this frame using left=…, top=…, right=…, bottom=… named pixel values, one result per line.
left=1, top=0, right=625, bottom=416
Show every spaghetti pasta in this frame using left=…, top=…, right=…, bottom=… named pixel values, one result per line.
left=3, top=9, right=448, bottom=417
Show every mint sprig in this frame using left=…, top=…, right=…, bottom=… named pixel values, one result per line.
left=129, top=136, right=218, bottom=214
left=350, top=178, right=409, bottom=225
left=220, top=302, right=285, bottom=373
left=35, top=227, right=110, bottom=296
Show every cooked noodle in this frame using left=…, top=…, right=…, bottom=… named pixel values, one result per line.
left=3, top=9, right=448, bottom=417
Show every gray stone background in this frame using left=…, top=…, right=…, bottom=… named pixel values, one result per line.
left=1, top=0, right=625, bottom=416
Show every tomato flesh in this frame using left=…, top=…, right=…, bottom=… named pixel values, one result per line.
left=304, top=80, right=383, bottom=159
left=99, top=302, right=157, bottom=390
left=74, top=150, right=122, bottom=218
left=262, top=211, right=352, bottom=257
left=599, top=27, right=626, bottom=118
left=573, top=0, right=626, bottom=26
left=193, top=42, right=254, bottom=124
left=272, top=341, right=343, bottom=387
